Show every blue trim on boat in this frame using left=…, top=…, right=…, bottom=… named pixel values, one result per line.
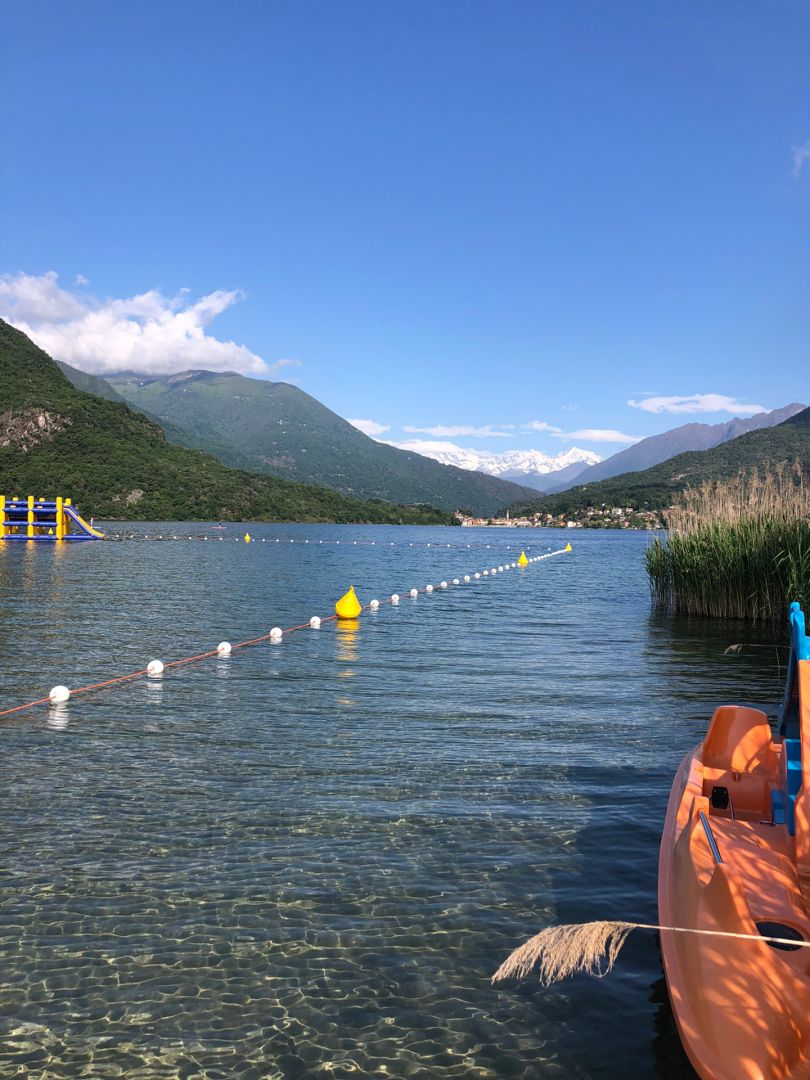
left=771, top=788, right=786, bottom=826
left=789, top=602, right=810, bottom=662
left=784, top=739, right=802, bottom=835
left=778, top=603, right=808, bottom=836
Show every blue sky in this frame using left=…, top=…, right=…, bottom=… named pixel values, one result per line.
left=1, top=0, right=808, bottom=462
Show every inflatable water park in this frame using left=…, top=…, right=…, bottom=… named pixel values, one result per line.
left=0, top=496, right=104, bottom=541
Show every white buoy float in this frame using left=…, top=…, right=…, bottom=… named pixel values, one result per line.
left=391, top=593, right=400, bottom=604
left=269, top=627, right=283, bottom=641
left=49, top=684, right=70, bottom=704
left=483, top=570, right=489, bottom=576
left=309, top=616, right=321, bottom=629
left=147, top=660, right=164, bottom=678
left=440, top=581, right=448, bottom=589
left=426, top=584, right=434, bottom=592
left=453, top=578, right=460, bottom=585
left=217, top=641, right=232, bottom=656
left=409, top=588, right=418, bottom=598
left=370, top=599, right=380, bottom=609
left=463, top=575, right=470, bottom=583
left=475, top=572, right=481, bottom=579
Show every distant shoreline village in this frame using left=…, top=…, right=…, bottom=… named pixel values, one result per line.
left=457, top=506, right=663, bottom=529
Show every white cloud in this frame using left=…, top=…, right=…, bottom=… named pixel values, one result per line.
left=627, top=393, right=766, bottom=416
left=395, top=420, right=639, bottom=446
left=0, top=270, right=276, bottom=377
left=273, top=358, right=303, bottom=375
left=348, top=418, right=390, bottom=436
left=561, top=428, right=642, bottom=444
left=792, top=139, right=810, bottom=178
left=74, top=273, right=90, bottom=286
left=389, top=439, right=465, bottom=454
left=403, top=424, right=513, bottom=438
left=523, top=419, right=641, bottom=443
left=523, top=420, right=563, bottom=433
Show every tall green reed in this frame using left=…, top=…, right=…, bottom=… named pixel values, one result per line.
left=646, top=465, right=810, bottom=621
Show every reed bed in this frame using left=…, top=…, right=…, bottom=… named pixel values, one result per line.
left=646, top=465, right=810, bottom=621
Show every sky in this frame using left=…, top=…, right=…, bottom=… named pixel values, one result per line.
left=1, top=0, right=808, bottom=467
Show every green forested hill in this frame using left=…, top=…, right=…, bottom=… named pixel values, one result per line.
left=507, top=406, right=810, bottom=517
left=0, top=320, right=453, bottom=524
left=103, top=369, right=539, bottom=517
left=55, top=360, right=128, bottom=403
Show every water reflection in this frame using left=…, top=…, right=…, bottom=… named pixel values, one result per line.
left=336, top=618, right=360, bottom=676
left=145, top=678, right=164, bottom=701
left=650, top=976, right=699, bottom=1078
left=46, top=703, right=69, bottom=730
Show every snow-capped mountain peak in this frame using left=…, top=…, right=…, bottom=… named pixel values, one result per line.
left=388, top=441, right=601, bottom=491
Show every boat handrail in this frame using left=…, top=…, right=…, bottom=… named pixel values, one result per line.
left=779, top=602, right=807, bottom=740
left=698, top=810, right=723, bottom=864
left=789, top=602, right=809, bottom=662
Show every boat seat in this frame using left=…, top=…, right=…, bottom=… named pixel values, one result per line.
left=703, top=706, right=778, bottom=775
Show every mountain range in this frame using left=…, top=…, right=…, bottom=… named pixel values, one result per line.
left=387, top=444, right=600, bottom=490
left=29, top=339, right=808, bottom=523
left=508, top=405, right=810, bottom=518
left=0, top=320, right=454, bottom=524
left=544, top=404, right=807, bottom=491
left=380, top=406, right=805, bottom=494
left=92, top=369, right=540, bottom=516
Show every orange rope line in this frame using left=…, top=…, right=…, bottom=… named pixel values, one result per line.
left=0, top=548, right=568, bottom=721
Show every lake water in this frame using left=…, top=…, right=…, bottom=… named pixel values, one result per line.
left=0, top=525, right=782, bottom=1079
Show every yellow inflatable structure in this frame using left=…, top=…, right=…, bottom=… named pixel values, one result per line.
left=565, top=542, right=572, bottom=552
left=518, top=550, right=529, bottom=567
left=335, top=585, right=362, bottom=619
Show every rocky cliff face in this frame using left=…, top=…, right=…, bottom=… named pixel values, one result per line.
left=0, top=408, right=71, bottom=452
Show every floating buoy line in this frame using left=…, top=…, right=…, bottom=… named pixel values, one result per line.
left=97, top=534, right=567, bottom=551
left=0, top=546, right=572, bottom=722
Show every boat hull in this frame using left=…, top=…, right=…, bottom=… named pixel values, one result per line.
left=659, top=715, right=810, bottom=1080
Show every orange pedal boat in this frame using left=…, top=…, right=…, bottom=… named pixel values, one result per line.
left=659, top=602, right=810, bottom=1080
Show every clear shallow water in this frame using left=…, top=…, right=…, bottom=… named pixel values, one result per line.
left=0, top=525, right=784, bottom=1079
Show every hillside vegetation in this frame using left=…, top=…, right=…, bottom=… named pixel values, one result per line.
left=507, top=406, right=810, bottom=517
left=0, top=321, right=454, bottom=524
left=103, top=370, right=539, bottom=517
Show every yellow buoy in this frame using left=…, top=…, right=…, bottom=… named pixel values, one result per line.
left=335, top=585, right=361, bottom=619
left=565, top=542, right=572, bottom=552
left=244, top=532, right=251, bottom=543
left=518, top=550, right=529, bottom=567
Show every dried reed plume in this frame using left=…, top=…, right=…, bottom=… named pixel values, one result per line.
left=646, top=463, right=810, bottom=621
left=491, top=920, right=636, bottom=986
left=492, top=919, right=810, bottom=987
